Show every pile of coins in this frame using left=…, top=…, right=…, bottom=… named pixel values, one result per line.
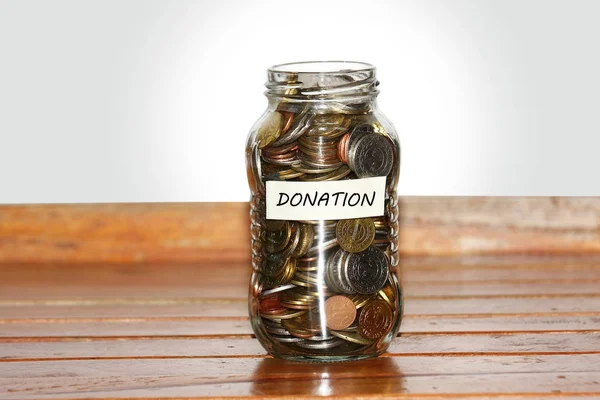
left=249, top=105, right=401, bottom=356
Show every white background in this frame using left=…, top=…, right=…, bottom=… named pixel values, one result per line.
left=1, top=0, right=599, bottom=203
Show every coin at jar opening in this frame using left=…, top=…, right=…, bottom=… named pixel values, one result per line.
left=263, top=221, right=291, bottom=253
left=272, top=108, right=313, bottom=147
left=358, top=299, right=394, bottom=340
left=336, top=218, right=376, bottom=253
left=257, top=111, right=283, bottom=149
left=325, top=295, right=357, bottom=330
left=280, top=111, right=294, bottom=134
left=346, top=246, right=389, bottom=294
left=348, top=134, right=394, bottom=178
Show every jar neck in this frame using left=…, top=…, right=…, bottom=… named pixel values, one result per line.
left=264, top=61, right=379, bottom=113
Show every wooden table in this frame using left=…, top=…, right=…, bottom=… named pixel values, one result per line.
left=1, top=256, right=599, bottom=399
left=1, top=200, right=600, bottom=399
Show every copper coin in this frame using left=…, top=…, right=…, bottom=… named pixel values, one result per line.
left=259, top=296, right=286, bottom=315
left=280, top=111, right=295, bottom=134
left=337, top=133, right=350, bottom=164
left=358, top=299, right=393, bottom=340
left=325, top=295, right=357, bottom=330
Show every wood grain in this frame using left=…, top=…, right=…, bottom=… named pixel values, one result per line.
left=2, top=356, right=600, bottom=399
left=1, top=333, right=599, bottom=360
left=1, top=225, right=600, bottom=397
left=2, top=198, right=600, bottom=263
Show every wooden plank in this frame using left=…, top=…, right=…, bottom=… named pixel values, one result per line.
left=2, top=261, right=600, bottom=300
left=0, top=315, right=599, bottom=338
left=1, top=356, right=599, bottom=398
left=1, top=333, right=599, bottom=360
left=1, top=295, right=599, bottom=319
left=3, top=198, right=600, bottom=264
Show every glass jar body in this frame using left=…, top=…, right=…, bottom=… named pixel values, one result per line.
left=246, top=63, right=402, bottom=362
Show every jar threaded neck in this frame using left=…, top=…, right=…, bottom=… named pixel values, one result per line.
left=265, top=61, right=379, bottom=104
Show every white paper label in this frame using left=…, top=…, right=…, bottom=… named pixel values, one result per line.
left=266, top=177, right=386, bottom=221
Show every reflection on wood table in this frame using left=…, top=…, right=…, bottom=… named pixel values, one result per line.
left=1, top=256, right=600, bottom=399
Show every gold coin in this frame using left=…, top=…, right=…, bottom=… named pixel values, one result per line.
left=291, top=224, right=314, bottom=258
left=336, top=218, right=376, bottom=253
left=261, top=308, right=306, bottom=321
left=263, top=221, right=291, bottom=253
left=329, top=330, right=373, bottom=345
left=257, top=111, right=283, bottom=149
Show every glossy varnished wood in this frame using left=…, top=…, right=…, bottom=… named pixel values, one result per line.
left=1, top=256, right=600, bottom=398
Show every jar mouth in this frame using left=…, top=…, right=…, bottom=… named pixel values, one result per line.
left=269, top=61, right=375, bottom=75
left=266, top=61, right=378, bottom=107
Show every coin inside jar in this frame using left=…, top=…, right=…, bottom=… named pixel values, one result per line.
left=336, top=218, right=376, bottom=253
left=325, top=295, right=357, bottom=330
left=263, top=221, right=291, bottom=253
left=348, top=133, right=394, bottom=178
left=358, top=299, right=394, bottom=340
left=257, top=111, right=283, bottom=149
left=346, top=246, right=389, bottom=294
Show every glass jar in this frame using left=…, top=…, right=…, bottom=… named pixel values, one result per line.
left=246, top=61, right=402, bottom=362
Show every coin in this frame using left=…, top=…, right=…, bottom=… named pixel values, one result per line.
left=295, top=338, right=343, bottom=350
left=259, top=296, right=285, bottom=315
left=346, top=123, right=374, bottom=157
left=338, top=133, right=350, bottom=164
left=358, top=299, right=393, bottom=340
left=257, top=111, right=283, bottom=149
left=281, top=111, right=295, bottom=134
left=325, top=295, right=357, bottom=330
left=263, top=221, right=291, bottom=253
left=272, top=108, right=313, bottom=147
left=291, top=224, right=314, bottom=258
left=346, top=246, right=388, bottom=294
left=265, top=220, right=286, bottom=232
left=336, top=218, right=376, bottom=253
left=329, top=330, right=374, bottom=345
left=348, top=134, right=394, bottom=178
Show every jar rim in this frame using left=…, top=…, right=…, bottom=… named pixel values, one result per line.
left=268, top=61, right=375, bottom=75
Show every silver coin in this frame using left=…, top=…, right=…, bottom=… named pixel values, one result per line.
left=272, top=109, right=314, bottom=146
left=272, top=335, right=304, bottom=343
left=347, top=123, right=374, bottom=157
left=325, top=248, right=344, bottom=293
left=346, top=246, right=389, bottom=294
left=265, top=325, right=292, bottom=336
left=337, top=250, right=355, bottom=294
left=348, top=134, right=394, bottom=178
left=295, top=338, right=343, bottom=350
left=260, top=284, right=296, bottom=298
left=305, top=333, right=335, bottom=341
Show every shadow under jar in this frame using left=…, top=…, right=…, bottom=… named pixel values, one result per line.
left=246, top=61, right=402, bottom=362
